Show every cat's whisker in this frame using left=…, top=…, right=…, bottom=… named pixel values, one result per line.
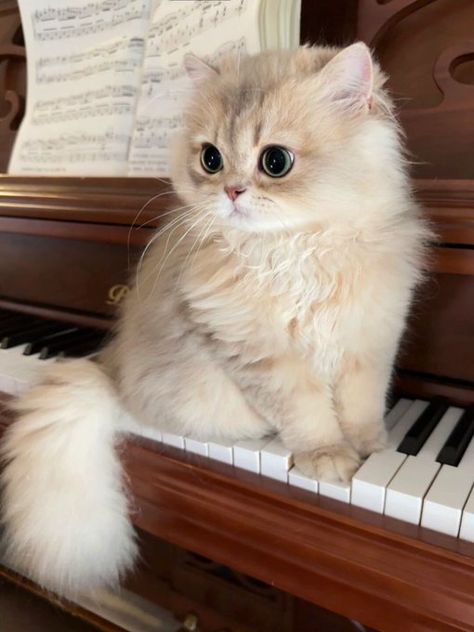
left=150, top=176, right=171, bottom=186
left=149, top=211, right=213, bottom=296
left=178, top=214, right=217, bottom=286
left=136, top=201, right=199, bottom=230
left=135, top=206, right=203, bottom=297
left=130, top=188, right=176, bottom=228
left=176, top=214, right=212, bottom=285
left=127, top=188, right=180, bottom=266
left=138, top=207, right=196, bottom=264
left=136, top=200, right=211, bottom=292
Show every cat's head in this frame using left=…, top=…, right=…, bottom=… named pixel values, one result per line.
left=171, top=43, right=404, bottom=235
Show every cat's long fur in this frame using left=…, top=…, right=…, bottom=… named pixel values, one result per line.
left=0, top=44, right=429, bottom=596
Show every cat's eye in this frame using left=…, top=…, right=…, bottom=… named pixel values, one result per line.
left=260, top=146, right=294, bottom=178
left=200, top=144, right=223, bottom=174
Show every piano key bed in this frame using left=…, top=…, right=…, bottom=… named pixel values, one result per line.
left=1, top=307, right=474, bottom=544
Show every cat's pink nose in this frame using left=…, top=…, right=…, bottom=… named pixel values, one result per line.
left=224, top=186, right=246, bottom=201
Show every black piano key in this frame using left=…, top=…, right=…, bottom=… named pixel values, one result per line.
left=0, top=313, right=43, bottom=334
left=0, top=310, right=21, bottom=325
left=397, top=398, right=449, bottom=456
left=436, top=406, right=474, bottom=466
left=23, top=326, right=79, bottom=355
left=1, top=321, right=71, bottom=349
left=39, top=329, right=100, bottom=359
left=60, top=333, right=106, bottom=358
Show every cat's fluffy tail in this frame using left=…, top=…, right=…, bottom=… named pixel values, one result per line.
left=0, top=358, right=137, bottom=597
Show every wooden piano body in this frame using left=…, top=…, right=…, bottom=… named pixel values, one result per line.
left=0, top=1, right=473, bottom=630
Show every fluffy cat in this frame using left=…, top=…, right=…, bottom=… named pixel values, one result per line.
left=0, top=43, right=429, bottom=596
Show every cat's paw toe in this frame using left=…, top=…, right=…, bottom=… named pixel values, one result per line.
left=349, top=426, right=388, bottom=458
left=294, top=443, right=361, bottom=483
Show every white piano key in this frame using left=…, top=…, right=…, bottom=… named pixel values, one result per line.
left=422, top=465, right=474, bottom=536
left=121, top=412, right=163, bottom=443
left=162, top=433, right=185, bottom=449
left=124, top=414, right=163, bottom=443
left=422, top=432, right=474, bottom=536
left=208, top=440, right=234, bottom=464
left=384, top=398, right=414, bottom=430
left=289, top=401, right=412, bottom=503
left=319, top=480, right=351, bottom=503
left=288, top=467, right=318, bottom=493
left=134, top=425, right=162, bottom=443
left=384, top=407, right=462, bottom=525
left=460, top=488, right=474, bottom=542
left=285, top=400, right=413, bottom=503
left=184, top=438, right=209, bottom=456
left=260, top=438, right=293, bottom=482
left=233, top=436, right=273, bottom=473
left=351, top=399, right=427, bottom=513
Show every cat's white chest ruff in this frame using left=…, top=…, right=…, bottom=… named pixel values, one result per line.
left=280, top=284, right=345, bottom=374
left=185, top=246, right=349, bottom=375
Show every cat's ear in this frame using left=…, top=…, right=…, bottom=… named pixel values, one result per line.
left=318, top=42, right=373, bottom=109
left=183, top=54, right=218, bottom=85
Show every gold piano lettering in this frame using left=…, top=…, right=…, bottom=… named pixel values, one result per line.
left=106, top=284, right=129, bottom=305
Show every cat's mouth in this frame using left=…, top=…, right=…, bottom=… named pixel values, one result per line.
left=217, top=194, right=257, bottom=230
left=230, top=202, right=248, bottom=217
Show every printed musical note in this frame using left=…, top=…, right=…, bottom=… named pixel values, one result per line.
left=128, top=32, right=249, bottom=176
left=144, top=0, right=248, bottom=57
left=16, top=129, right=130, bottom=172
left=36, top=37, right=144, bottom=84
left=9, top=0, right=150, bottom=175
left=9, top=0, right=261, bottom=177
left=32, top=0, right=149, bottom=41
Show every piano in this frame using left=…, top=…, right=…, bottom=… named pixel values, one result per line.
left=0, top=0, right=473, bottom=630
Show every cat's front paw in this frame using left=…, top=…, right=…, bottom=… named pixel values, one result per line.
left=294, top=442, right=361, bottom=483
left=347, top=424, right=388, bottom=458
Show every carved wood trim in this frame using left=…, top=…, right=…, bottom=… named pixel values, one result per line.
left=413, top=179, right=474, bottom=244
left=432, top=42, right=474, bottom=107
left=0, top=216, right=151, bottom=246
left=0, top=0, right=25, bottom=171
left=0, top=176, right=177, bottom=226
left=357, top=0, right=437, bottom=46
left=0, top=176, right=472, bottom=247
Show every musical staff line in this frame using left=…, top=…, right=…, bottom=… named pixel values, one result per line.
left=146, top=0, right=248, bottom=56
left=32, top=0, right=149, bottom=41
left=10, top=0, right=260, bottom=177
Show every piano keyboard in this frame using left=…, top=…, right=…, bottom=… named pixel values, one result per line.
left=0, top=308, right=106, bottom=395
left=1, top=309, right=474, bottom=543
left=124, top=398, right=474, bottom=544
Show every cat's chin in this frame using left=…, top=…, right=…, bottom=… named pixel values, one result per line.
left=226, top=215, right=280, bottom=234
left=223, top=207, right=260, bottom=232
left=225, top=214, right=310, bottom=236
left=224, top=208, right=292, bottom=234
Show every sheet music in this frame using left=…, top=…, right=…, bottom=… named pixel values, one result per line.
left=9, top=0, right=151, bottom=175
left=127, top=0, right=261, bottom=177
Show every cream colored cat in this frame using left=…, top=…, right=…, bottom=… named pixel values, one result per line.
left=0, top=43, right=429, bottom=596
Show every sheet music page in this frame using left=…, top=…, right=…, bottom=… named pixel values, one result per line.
left=9, top=0, right=151, bottom=176
left=128, top=0, right=261, bottom=177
